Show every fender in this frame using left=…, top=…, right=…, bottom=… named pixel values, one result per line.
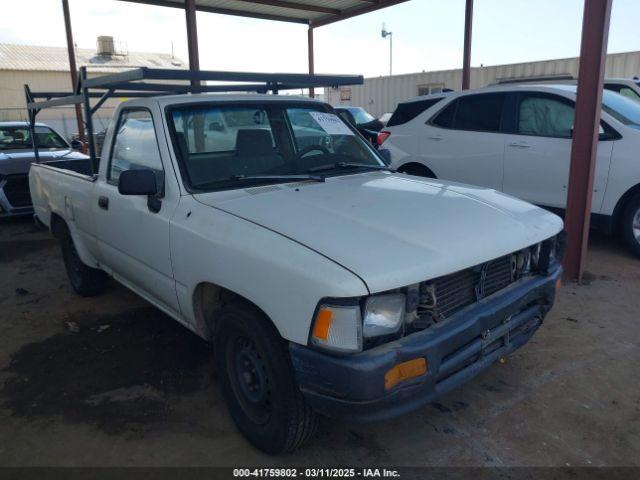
left=50, top=210, right=101, bottom=269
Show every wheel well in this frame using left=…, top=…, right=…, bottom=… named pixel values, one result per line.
left=192, top=282, right=273, bottom=341
left=397, top=162, right=436, bottom=178
left=50, top=213, right=69, bottom=239
left=612, top=184, right=640, bottom=232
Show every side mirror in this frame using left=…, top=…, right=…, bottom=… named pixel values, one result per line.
left=70, top=138, right=83, bottom=151
left=118, top=169, right=158, bottom=196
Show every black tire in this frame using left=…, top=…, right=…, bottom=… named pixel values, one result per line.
left=621, top=193, right=640, bottom=258
left=215, top=303, right=318, bottom=454
left=61, top=235, right=107, bottom=297
left=398, top=163, right=435, bottom=178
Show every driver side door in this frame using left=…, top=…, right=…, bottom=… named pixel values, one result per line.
left=94, top=108, right=180, bottom=315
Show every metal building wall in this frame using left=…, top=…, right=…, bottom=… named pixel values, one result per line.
left=327, top=51, right=640, bottom=117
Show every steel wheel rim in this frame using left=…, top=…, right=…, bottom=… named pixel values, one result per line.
left=633, top=208, right=640, bottom=243
left=227, top=334, right=272, bottom=425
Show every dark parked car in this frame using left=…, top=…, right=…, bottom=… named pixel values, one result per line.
left=334, top=106, right=383, bottom=146
left=0, top=122, right=88, bottom=217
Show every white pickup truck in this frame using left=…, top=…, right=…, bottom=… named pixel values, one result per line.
left=30, top=92, right=565, bottom=454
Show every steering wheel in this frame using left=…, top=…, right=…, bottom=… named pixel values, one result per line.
left=294, top=145, right=331, bottom=161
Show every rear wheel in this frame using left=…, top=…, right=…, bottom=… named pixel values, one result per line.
left=215, top=303, right=318, bottom=454
left=61, top=235, right=107, bottom=297
left=621, top=193, right=640, bottom=258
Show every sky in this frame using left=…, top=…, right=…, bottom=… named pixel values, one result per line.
left=0, top=0, right=639, bottom=79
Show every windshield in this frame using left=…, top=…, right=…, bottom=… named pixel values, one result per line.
left=602, top=90, right=640, bottom=127
left=169, top=103, right=384, bottom=191
left=0, top=125, right=68, bottom=150
left=347, top=107, right=375, bottom=125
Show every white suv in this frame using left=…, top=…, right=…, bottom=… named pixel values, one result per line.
left=604, top=78, right=640, bottom=103
left=381, top=85, right=640, bottom=256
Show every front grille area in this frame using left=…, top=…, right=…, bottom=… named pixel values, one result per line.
left=415, top=254, right=515, bottom=327
left=2, top=174, right=31, bottom=207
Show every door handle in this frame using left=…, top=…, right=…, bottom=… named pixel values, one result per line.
left=98, top=196, right=109, bottom=210
left=508, top=141, right=531, bottom=149
left=427, top=135, right=443, bottom=141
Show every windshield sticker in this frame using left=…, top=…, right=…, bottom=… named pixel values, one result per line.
left=308, top=112, right=355, bottom=136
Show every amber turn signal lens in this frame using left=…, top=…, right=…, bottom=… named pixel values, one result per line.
left=555, top=277, right=562, bottom=291
left=384, top=358, right=428, bottom=390
left=312, top=308, right=333, bottom=341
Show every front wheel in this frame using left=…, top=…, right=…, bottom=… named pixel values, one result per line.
left=61, top=235, right=107, bottom=297
left=621, top=193, right=640, bottom=258
left=215, top=303, right=318, bottom=454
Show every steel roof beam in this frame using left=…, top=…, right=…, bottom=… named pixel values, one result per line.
left=115, top=0, right=409, bottom=26
left=310, top=0, right=409, bottom=27
left=116, top=0, right=309, bottom=24
left=233, top=0, right=340, bottom=15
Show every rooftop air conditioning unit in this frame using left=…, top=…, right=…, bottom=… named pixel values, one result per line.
left=97, top=36, right=115, bottom=56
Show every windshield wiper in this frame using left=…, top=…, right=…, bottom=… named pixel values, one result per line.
left=192, top=174, right=327, bottom=191
left=230, top=174, right=325, bottom=183
left=308, top=162, right=394, bottom=174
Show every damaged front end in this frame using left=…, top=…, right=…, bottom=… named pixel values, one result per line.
left=289, top=232, right=565, bottom=422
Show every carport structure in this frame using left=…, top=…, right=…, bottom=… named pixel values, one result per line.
left=116, top=0, right=411, bottom=91
left=57, top=0, right=612, bottom=282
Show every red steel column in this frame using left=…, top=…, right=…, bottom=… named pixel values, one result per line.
left=462, top=0, right=473, bottom=90
left=563, top=0, right=613, bottom=281
left=61, top=0, right=86, bottom=148
left=185, top=0, right=200, bottom=85
left=308, top=26, right=315, bottom=98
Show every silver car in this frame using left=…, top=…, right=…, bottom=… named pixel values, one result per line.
left=0, top=122, right=89, bottom=217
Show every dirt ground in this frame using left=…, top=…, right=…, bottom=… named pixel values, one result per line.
left=0, top=216, right=638, bottom=467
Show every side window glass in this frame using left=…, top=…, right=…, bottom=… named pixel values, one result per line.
left=518, top=95, right=575, bottom=138
left=604, top=84, right=622, bottom=94
left=453, top=93, right=504, bottom=132
left=109, top=109, right=164, bottom=185
left=619, top=87, right=640, bottom=102
left=387, top=98, right=443, bottom=127
left=431, top=100, right=457, bottom=128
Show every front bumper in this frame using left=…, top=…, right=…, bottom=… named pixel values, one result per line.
left=0, top=175, right=33, bottom=218
left=289, top=266, right=561, bottom=422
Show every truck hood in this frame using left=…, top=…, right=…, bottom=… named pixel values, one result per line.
left=0, top=150, right=86, bottom=175
left=194, top=172, right=563, bottom=293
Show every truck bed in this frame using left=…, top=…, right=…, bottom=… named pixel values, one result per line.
left=29, top=158, right=100, bottom=230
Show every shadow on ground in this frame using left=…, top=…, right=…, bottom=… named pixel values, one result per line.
left=1, top=307, right=212, bottom=435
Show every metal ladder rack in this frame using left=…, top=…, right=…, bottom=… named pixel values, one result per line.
left=24, top=66, right=363, bottom=173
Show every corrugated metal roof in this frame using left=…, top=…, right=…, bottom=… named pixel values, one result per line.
left=117, top=0, right=409, bottom=27
left=0, top=43, right=186, bottom=72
